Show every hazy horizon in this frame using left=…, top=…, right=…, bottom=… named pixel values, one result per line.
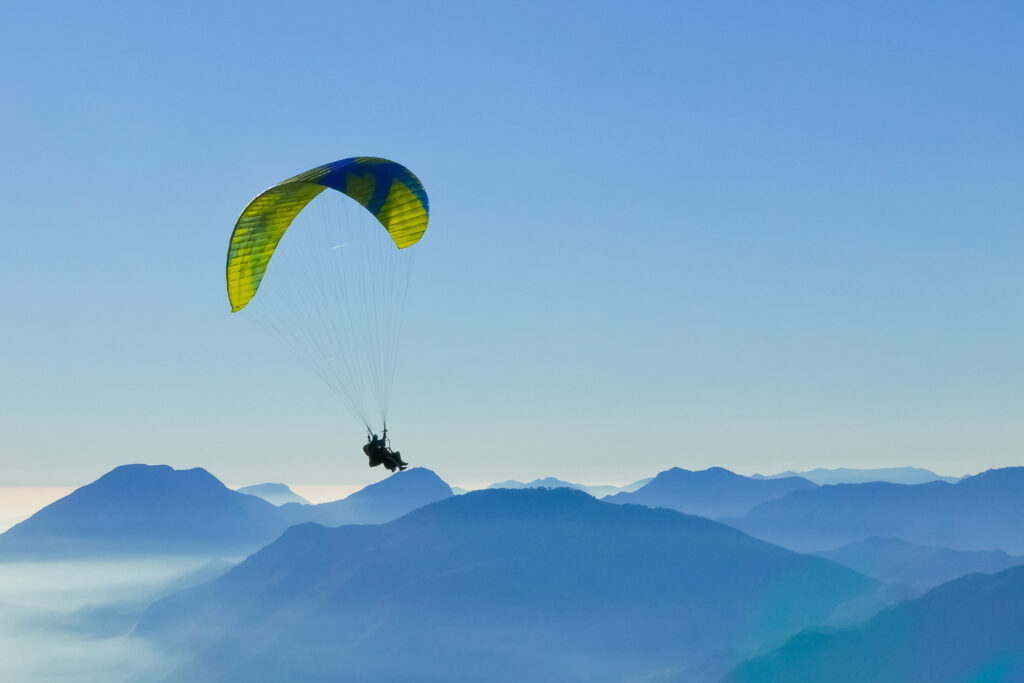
left=0, top=460, right=983, bottom=533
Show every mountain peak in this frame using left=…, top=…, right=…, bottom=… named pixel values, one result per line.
left=347, top=467, right=451, bottom=499
left=237, top=483, right=310, bottom=506
left=296, top=467, right=453, bottom=527
left=0, top=464, right=283, bottom=558
left=377, top=486, right=602, bottom=529
left=96, top=463, right=225, bottom=490
left=605, top=466, right=816, bottom=519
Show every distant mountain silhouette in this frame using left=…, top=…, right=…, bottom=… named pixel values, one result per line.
left=620, top=476, right=653, bottom=492
left=604, top=467, right=817, bottom=519
left=287, top=467, right=452, bottom=526
left=817, top=537, right=1024, bottom=591
left=138, top=488, right=877, bottom=682
left=727, top=467, right=1024, bottom=553
left=0, top=465, right=288, bottom=558
left=487, top=476, right=650, bottom=497
left=0, top=465, right=453, bottom=559
left=236, top=483, right=309, bottom=506
left=725, top=565, right=1024, bottom=683
left=751, top=466, right=959, bottom=485
left=488, top=476, right=584, bottom=490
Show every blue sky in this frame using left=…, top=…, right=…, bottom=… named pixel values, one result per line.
left=2, top=1, right=1022, bottom=487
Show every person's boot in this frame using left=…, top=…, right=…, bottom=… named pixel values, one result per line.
left=392, top=451, right=406, bottom=468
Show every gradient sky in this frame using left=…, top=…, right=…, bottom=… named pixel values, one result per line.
left=2, top=1, right=1022, bottom=488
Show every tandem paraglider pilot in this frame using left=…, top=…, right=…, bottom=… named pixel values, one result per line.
left=364, top=429, right=407, bottom=472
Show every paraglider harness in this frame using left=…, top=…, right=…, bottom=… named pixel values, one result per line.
left=363, top=427, right=407, bottom=472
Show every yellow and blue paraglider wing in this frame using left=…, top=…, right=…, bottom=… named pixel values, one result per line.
left=226, top=157, right=429, bottom=312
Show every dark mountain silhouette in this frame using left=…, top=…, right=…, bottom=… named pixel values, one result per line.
left=751, top=466, right=959, bottom=485
left=236, top=483, right=309, bottom=506
left=0, top=465, right=288, bottom=558
left=286, top=467, right=452, bottom=526
left=0, top=465, right=453, bottom=559
left=725, top=565, right=1024, bottom=683
left=818, top=537, right=1024, bottom=591
left=727, top=467, right=1024, bottom=553
left=137, top=488, right=878, bottom=682
left=604, top=467, right=817, bottom=519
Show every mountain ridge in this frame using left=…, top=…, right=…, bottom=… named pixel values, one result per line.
left=0, top=465, right=452, bottom=559
left=725, top=565, right=1024, bottom=683
left=728, top=467, right=1024, bottom=553
left=236, top=483, right=310, bottom=506
left=137, top=487, right=879, bottom=682
left=751, top=466, right=959, bottom=485
left=604, top=466, right=817, bottom=518
left=816, top=536, right=1024, bottom=591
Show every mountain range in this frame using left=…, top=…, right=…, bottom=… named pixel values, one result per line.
left=137, top=488, right=879, bottom=682
left=487, top=476, right=651, bottom=497
left=727, top=467, right=1024, bottom=553
left=603, top=467, right=817, bottom=519
left=751, top=467, right=959, bottom=485
left=5, top=461, right=1020, bottom=681
left=0, top=465, right=451, bottom=559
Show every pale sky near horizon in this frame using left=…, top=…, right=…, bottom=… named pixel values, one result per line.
left=2, top=1, right=1022, bottom=487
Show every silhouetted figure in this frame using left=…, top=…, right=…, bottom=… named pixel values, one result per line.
left=363, top=428, right=407, bottom=472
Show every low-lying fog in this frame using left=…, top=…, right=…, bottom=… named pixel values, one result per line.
left=0, top=557, right=230, bottom=682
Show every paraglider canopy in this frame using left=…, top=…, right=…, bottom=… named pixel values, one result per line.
left=226, top=157, right=429, bottom=312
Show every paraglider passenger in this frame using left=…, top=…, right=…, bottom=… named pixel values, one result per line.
left=363, top=430, right=407, bottom=472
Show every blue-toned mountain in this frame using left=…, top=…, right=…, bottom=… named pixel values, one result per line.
left=604, top=467, right=816, bottom=519
left=817, top=537, right=1024, bottom=591
left=751, top=466, right=959, bottom=485
left=288, top=467, right=452, bottom=526
left=0, top=465, right=285, bottom=558
left=725, top=565, right=1024, bottom=683
left=0, top=465, right=453, bottom=559
left=236, top=483, right=309, bottom=506
left=138, top=488, right=877, bottom=682
left=728, top=467, right=1024, bottom=553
